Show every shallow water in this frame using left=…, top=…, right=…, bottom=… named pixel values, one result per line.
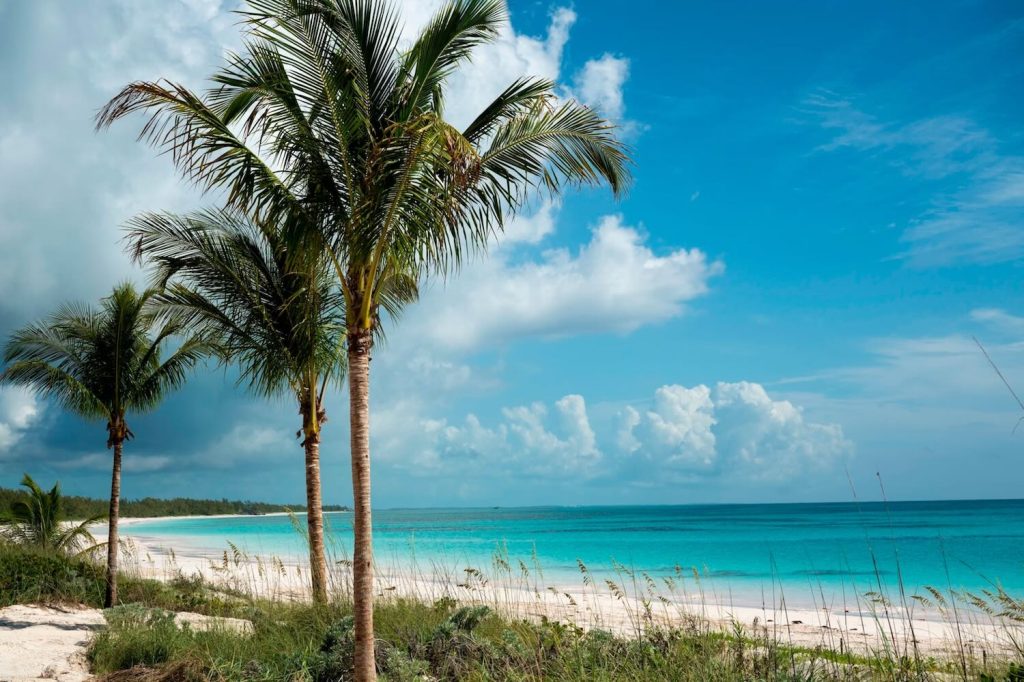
left=127, top=500, right=1024, bottom=606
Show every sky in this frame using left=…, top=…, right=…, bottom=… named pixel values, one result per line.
left=0, top=0, right=1022, bottom=508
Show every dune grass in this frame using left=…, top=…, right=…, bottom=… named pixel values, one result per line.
left=81, top=595, right=1024, bottom=681
left=4, top=540, right=1024, bottom=681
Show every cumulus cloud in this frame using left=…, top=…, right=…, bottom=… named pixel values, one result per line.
left=0, top=387, right=42, bottom=455
left=401, top=5, right=577, bottom=130
left=620, top=382, right=850, bottom=480
left=407, top=212, right=723, bottom=351
left=373, top=393, right=602, bottom=477
left=625, top=385, right=716, bottom=467
left=373, top=382, right=850, bottom=483
left=0, top=1, right=622, bottom=328
left=573, top=54, right=630, bottom=121
left=501, top=200, right=559, bottom=246
left=711, top=382, right=850, bottom=478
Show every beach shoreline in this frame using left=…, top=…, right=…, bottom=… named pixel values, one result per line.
left=96, top=517, right=1024, bottom=660
left=116, top=511, right=304, bottom=525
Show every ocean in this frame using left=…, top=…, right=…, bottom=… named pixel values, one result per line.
left=125, top=499, right=1024, bottom=606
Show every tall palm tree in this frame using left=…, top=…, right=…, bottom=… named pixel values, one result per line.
left=0, top=473, right=102, bottom=555
left=97, top=1, right=630, bottom=676
left=0, top=283, right=207, bottom=607
left=123, top=207, right=346, bottom=602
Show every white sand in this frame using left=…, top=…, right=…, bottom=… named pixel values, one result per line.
left=0, top=604, right=252, bottom=681
left=117, top=512, right=296, bottom=526
left=0, top=604, right=104, bottom=682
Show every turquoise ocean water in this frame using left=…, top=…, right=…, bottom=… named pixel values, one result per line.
left=127, top=500, right=1024, bottom=606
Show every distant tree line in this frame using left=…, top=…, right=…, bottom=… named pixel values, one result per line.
left=0, top=485, right=348, bottom=520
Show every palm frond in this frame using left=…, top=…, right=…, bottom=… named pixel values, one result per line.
left=96, top=80, right=300, bottom=222
left=400, top=0, right=505, bottom=115
left=101, top=0, right=632, bottom=343
left=1, top=282, right=207, bottom=422
left=125, top=208, right=346, bottom=401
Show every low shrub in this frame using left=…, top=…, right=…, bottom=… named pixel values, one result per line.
left=0, top=542, right=105, bottom=606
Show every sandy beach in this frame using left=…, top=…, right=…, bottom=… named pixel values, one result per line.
left=93, top=515, right=1024, bottom=661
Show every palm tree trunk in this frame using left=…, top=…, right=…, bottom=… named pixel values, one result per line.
left=348, top=327, right=376, bottom=682
left=105, top=437, right=123, bottom=608
left=304, top=433, right=329, bottom=603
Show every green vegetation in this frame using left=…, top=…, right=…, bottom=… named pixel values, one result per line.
left=0, top=485, right=349, bottom=520
left=0, top=473, right=101, bottom=553
left=2, top=542, right=1020, bottom=681
left=0, top=542, right=240, bottom=614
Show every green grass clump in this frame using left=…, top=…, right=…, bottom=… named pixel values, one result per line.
left=0, top=542, right=241, bottom=616
left=0, top=542, right=106, bottom=606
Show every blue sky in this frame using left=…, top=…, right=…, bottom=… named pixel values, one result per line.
left=1, top=0, right=1022, bottom=507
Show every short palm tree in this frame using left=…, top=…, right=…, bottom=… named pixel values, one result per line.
left=97, top=0, right=630, bottom=676
left=124, top=207, right=346, bottom=602
left=0, top=473, right=102, bottom=555
left=0, top=283, right=207, bottom=607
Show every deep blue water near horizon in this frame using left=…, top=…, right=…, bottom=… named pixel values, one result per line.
left=127, top=499, right=1024, bottom=606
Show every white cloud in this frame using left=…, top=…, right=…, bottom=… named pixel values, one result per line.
left=629, top=384, right=716, bottom=467
left=0, top=1, right=653, bottom=493
left=397, top=5, right=636, bottom=137
left=1, top=0, right=638, bottom=330
left=372, top=382, right=850, bottom=483
left=0, top=2, right=610, bottom=325
left=428, top=6, right=577, bottom=130
left=408, top=212, right=723, bottom=351
left=971, top=308, right=1024, bottom=335
left=803, top=91, right=1024, bottom=267
left=711, top=382, right=849, bottom=478
left=0, top=387, right=42, bottom=455
left=573, top=54, right=630, bottom=121
left=372, top=393, right=601, bottom=476
left=619, top=382, right=850, bottom=480
left=55, top=452, right=174, bottom=474
left=501, top=200, right=559, bottom=245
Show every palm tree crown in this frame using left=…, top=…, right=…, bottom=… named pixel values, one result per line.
left=1, top=282, right=207, bottom=442
left=96, top=0, right=631, bottom=329
left=125, top=209, right=345, bottom=406
left=0, top=473, right=101, bottom=555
